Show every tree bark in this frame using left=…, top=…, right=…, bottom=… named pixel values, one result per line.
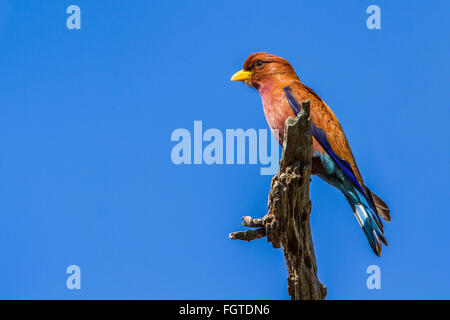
left=229, top=100, right=327, bottom=300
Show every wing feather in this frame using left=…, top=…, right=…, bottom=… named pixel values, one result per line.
left=284, top=85, right=365, bottom=194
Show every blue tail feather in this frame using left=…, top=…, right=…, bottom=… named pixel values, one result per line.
left=353, top=190, right=388, bottom=256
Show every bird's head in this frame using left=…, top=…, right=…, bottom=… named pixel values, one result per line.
left=231, top=52, right=298, bottom=90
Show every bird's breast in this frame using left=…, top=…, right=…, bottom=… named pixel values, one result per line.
left=259, top=86, right=295, bottom=145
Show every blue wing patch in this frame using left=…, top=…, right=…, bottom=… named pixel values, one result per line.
left=284, top=87, right=301, bottom=115
left=284, top=86, right=365, bottom=195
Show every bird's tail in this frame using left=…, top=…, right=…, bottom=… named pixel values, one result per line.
left=365, top=186, right=391, bottom=222
left=346, top=190, right=388, bottom=256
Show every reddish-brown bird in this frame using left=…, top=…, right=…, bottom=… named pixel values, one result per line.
left=231, top=52, right=390, bottom=256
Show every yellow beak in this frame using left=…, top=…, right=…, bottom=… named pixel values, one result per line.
left=231, top=69, right=252, bottom=81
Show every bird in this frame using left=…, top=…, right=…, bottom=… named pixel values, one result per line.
left=231, top=52, right=390, bottom=256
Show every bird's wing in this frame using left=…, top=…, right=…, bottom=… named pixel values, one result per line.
left=284, top=85, right=365, bottom=193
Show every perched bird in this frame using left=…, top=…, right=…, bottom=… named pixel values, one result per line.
left=231, top=53, right=390, bottom=256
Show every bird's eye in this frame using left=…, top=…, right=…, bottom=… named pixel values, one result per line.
left=254, top=60, right=265, bottom=69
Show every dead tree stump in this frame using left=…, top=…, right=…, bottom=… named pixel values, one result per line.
left=229, top=100, right=327, bottom=300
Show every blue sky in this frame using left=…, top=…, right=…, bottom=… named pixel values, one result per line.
left=0, top=0, right=449, bottom=299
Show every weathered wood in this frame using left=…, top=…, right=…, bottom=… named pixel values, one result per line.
left=229, top=100, right=326, bottom=300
